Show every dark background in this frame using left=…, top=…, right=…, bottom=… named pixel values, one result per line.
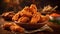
left=0, top=0, right=60, bottom=14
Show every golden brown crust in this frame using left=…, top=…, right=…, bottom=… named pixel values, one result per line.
left=19, top=10, right=32, bottom=17
left=40, top=15, right=50, bottom=23
left=30, top=12, right=41, bottom=24
left=10, top=25, right=24, bottom=33
left=2, top=23, right=24, bottom=33
left=12, top=6, right=32, bottom=21
left=18, top=17, right=30, bottom=23
left=2, top=12, right=15, bottom=20
left=30, top=4, right=37, bottom=14
left=12, top=12, right=20, bottom=21
left=2, top=23, right=12, bottom=28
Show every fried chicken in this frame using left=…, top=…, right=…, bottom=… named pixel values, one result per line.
left=10, top=23, right=25, bottom=33
left=2, top=12, right=15, bottom=21
left=40, top=15, right=50, bottom=22
left=19, top=6, right=32, bottom=17
left=30, top=4, right=37, bottom=14
left=12, top=6, right=32, bottom=21
left=2, top=23, right=25, bottom=33
left=30, top=12, right=41, bottom=24
left=2, top=23, right=12, bottom=28
left=18, top=16, right=30, bottom=23
left=1, top=23, right=13, bottom=31
left=12, top=12, right=20, bottom=21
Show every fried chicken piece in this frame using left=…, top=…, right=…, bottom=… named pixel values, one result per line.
left=2, top=23, right=25, bottom=33
left=2, top=12, right=15, bottom=20
left=30, top=12, right=41, bottom=24
left=30, top=4, right=37, bottom=14
left=12, top=12, right=20, bottom=21
left=40, top=15, right=50, bottom=22
left=10, top=24, right=25, bottom=33
left=2, top=23, right=12, bottom=28
left=18, top=17, right=29, bottom=23
left=19, top=6, right=32, bottom=17
left=1, top=23, right=13, bottom=31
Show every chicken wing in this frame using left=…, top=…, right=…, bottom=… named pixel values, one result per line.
left=30, top=4, right=37, bottom=14
left=19, top=6, right=32, bottom=17
left=1, top=23, right=13, bottom=31
left=10, top=24, right=25, bottom=33
left=40, top=15, right=50, bottom=22
left=2, top=23, right=25, bottom=33
left=30, top=12, right=41, bottom=24
left=18, top=16, right=30, bottom=23
left=12, top=12, right=21, bottom=21
left=2, top=23, right=12, bottom=28
left=12, top=6, right=32, bottom=21
left=2, top=12, right=15, bottom=20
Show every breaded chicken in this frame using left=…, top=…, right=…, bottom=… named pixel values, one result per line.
left=1, top=23, right=13, bottom=31
left=10, top=24, right=24, bottom=33
left=19, top=11, right=32, bottom=17
left=30, top=12, right=41, bottom=24
left=30, top=4, right=37, bottom=14
left=19, top=6, right=32, bottom=17
left=12, top=12, right=20, bottom=21
left=18, top=17, right=29, bottom=23
left=12, top=6, right=32, bottom=21
left=2, top=23, right=12, bottom=28
left=40, top=15, right=50, bottom=22
left=2, top=23, right=24, bottom=33
left=2, top=12, right=15, bottom=20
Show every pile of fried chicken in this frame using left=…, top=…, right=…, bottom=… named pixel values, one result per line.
left=2, top=4, right=50, bottom=24
left=1, top=4, right=60, bottom=33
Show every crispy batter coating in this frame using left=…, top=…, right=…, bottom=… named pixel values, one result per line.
left=30, top=12, right=41, bottom=24
left=2, top=23, right=12, bottom=28
left=19, top=11, right=32, bottom=17
left=19, top=6, right=32, bottom=17
left=12, top=12, right=20, bottom=21
left=40, top=15, right=49, bottom=22
left=2, top=23, right=24, bottom=33
left=1, top=23, right=14, bottom=31
left=12, top=6, right=32, bottom=21
left=30, top=4, right=37, bottom=14
left=2, top=12, right=15, bottom=20
left=18, top=17, right=29, bottom=23
left=3, top=4, right=50, bottom=24
left=10, top=24, right=24, bottom=33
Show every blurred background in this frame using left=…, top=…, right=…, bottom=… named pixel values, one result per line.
left=0, top=0, right=60, bottom=14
